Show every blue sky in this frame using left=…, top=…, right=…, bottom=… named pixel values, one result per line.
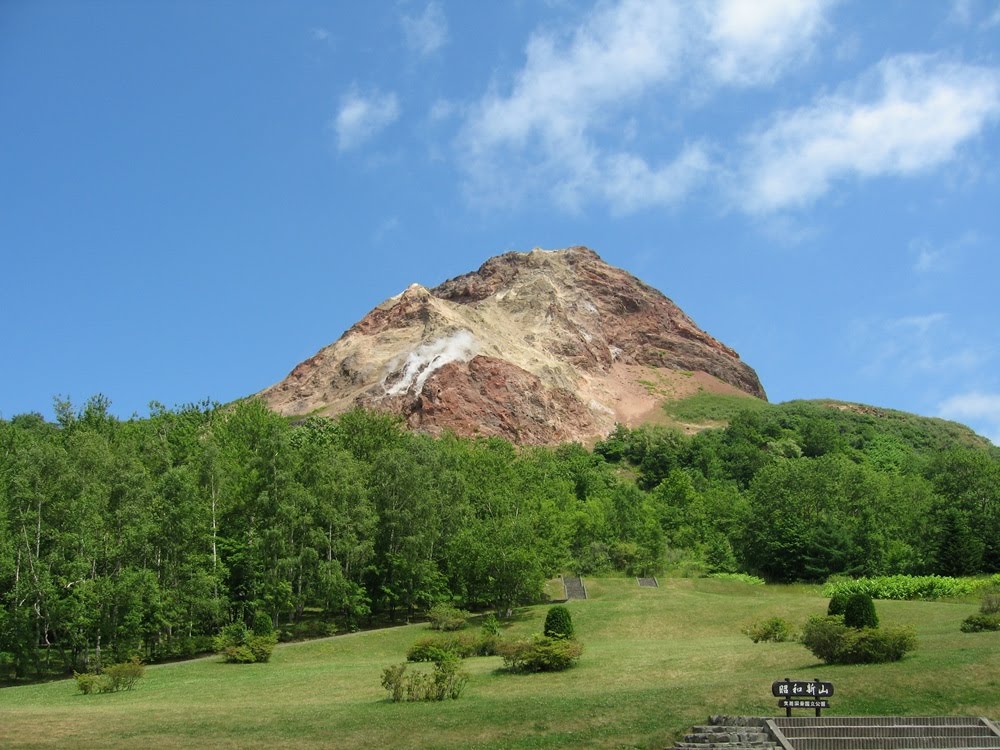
left=2, top=0, right=999, bottom=443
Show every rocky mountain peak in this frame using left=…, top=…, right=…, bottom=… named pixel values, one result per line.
left=258, top=246, right=766, bottom=445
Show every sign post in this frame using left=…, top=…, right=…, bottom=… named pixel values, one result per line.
left=771, top=678, right=834, bottom=717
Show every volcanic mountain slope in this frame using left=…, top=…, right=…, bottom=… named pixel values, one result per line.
left=258, top=246, right=766, bottom=445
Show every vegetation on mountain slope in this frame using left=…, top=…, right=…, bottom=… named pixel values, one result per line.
left=0, top=393, right=997, bottom=682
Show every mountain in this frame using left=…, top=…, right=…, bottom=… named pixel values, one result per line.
left=258, top=246, right=766, bottom=445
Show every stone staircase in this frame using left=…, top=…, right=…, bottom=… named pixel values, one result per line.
left=668, top=716, right=779, bottom=750
left=563, top=575, right=587, bottom=599
left=768, top=717, right=1000, bottom=750
left=667, top=717, right=1000, bottom=750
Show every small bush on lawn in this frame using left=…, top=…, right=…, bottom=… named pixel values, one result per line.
left=801, top=616, right=915, bottom=664
left=381, top=656, right=468, bottom=701
left=74, top=657, right=145, bottom=695
left=843, top=592, right=879, bottom=629
left=543, top=605, right=574, bottom=639
left=214, top=622, right=278, bottom=664
left=481, top=614, right=502, bottom=637
left=827, top=591, right=850, bottom=617
left=961, top=613, right=1000, bottom=632
left=497, top=636, right=583, bottom=672
left=744, top=617, right=794, bottom=643
left=407, top=638, right=457, bottom=663
left=800, top=616, right=846, bottom=664
left=427, top=603, right=469, bottom=631
left=74, top=671, right=99, bottom=695
left=837, top=627, right=916, bottom=664
left=407, top=631, right=499, bottom=662
left=979, top=586, right=1000, bottom=615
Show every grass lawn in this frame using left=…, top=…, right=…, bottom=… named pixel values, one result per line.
left=2, top=577, right=998, bottom=749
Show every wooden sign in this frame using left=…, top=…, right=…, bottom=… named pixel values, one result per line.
left=771, top=679, right=834, bottom=698
left=772, top=678, right=834, bottom=717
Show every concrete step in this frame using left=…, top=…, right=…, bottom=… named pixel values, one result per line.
left=785, top=726, right=996, bottom=740
left=774, top=718, right=990, bottom=728
left=787, top=739, right=1000, bottom=750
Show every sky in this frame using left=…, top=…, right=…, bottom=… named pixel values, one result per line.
left=2, top=0, right=999, bottom=444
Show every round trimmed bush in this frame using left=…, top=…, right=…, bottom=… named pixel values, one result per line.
left=544, top=605, right=574, bottom=639
left=843, top=592, right=879, bottom=629
left=827, top=591, right=850, bottom=617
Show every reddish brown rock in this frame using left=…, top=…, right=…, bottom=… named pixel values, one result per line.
left=257, top=246, right=766, bottom=445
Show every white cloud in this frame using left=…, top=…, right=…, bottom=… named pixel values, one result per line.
left=457, top=0, right=839, bottom=213
left=939, top=391, right=1000, bottom=444
left=949, top=0, right=976, bottom=25
left=985, top=4, right=1000, bottom=27
left=858, top=313, right=985, bottom=380
left=602, top=144, right=712, bottom=214
left=705, top=0, right=835, bottom=85
left=910, top=231, right=977, bottom=273
left=401, top=2, right=448, bottom=57
left=333, top=89, right=401, bottom=152
left=737, top=54, right=1000, bottom=214
left=458, top=0, right=688, bottom=211
left=309, top=27, right=331, bottom=42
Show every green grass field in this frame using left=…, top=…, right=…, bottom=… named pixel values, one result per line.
left=3, top=578, right=998, bottom=750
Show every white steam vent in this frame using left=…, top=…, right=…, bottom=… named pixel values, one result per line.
left=384, top=330, right=479, bottom=397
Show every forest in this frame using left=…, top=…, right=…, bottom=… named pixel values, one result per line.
left=1, top=393, right=998, bottom=680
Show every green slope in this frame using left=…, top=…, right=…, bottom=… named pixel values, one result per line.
left=662, top=390, right=994, bottom=453
left=3, top=578, right=998, bottom=750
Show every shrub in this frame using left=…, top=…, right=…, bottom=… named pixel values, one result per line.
left=836, top=627, right=916, bottom=664
left=214, top=622, right=278, bottom=664
left=801, top=616, right=847, bottom=664
left=744, top=617, right=794, bottom=643
left=74, top=657, right=145, bottom=695
left=407, top=638, right=456, bottom=663
left=843, top=592, right=879, bottom=629
left=497, top=636, right=583, bottom=672
left=100, top=657, right=145, bottom=692
left=74, top=671, right=99, bottom=695
left=427, top=603, right=469, bottom=631
left=801, top=615, right=915, bottom=664
left=822, top=575, right=982, bottom=601
left=543, top=605, right=574, bottom=639
left=481, top=614, right=502, bottom=637
left=827, top=591, right=850, bottom=617
left=961, top=613, right=1000, bottom=632
left=380, top=663, right=407, bottom=702
left=381, top=657, right=468, bottom=702
left=252, top=610, right=274, bottom=635
left=407, top=631, right=499, bottom=662
left=979, top=586, right=1000, bottom=615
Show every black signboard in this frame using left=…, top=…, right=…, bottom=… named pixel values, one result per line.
left=771, top=679, right=834, bottom=698
left=771, top=678, right=834, bottom=717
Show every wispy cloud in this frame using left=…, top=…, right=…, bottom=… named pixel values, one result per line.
left=737, top=54, right=1000, bottom=214
left=456, top=0, right=840, bottom=213
left=857, top=312, right=985, bottom=380
left=910, top=231, right=978, bottom=273
left=939, top=391, right=1000, bottom=444
left=458, top=0, right=687, bottom=210
left=309, top=27, right=331, bottom=43
left=401, top=2, right=448, bottom=57
left=333, top=88, right=401, bottom=152
left=705, top=0, right=836, bottom=86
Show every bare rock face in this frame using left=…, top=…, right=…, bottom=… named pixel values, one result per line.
left=258, top=247, right=766, bottom=445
